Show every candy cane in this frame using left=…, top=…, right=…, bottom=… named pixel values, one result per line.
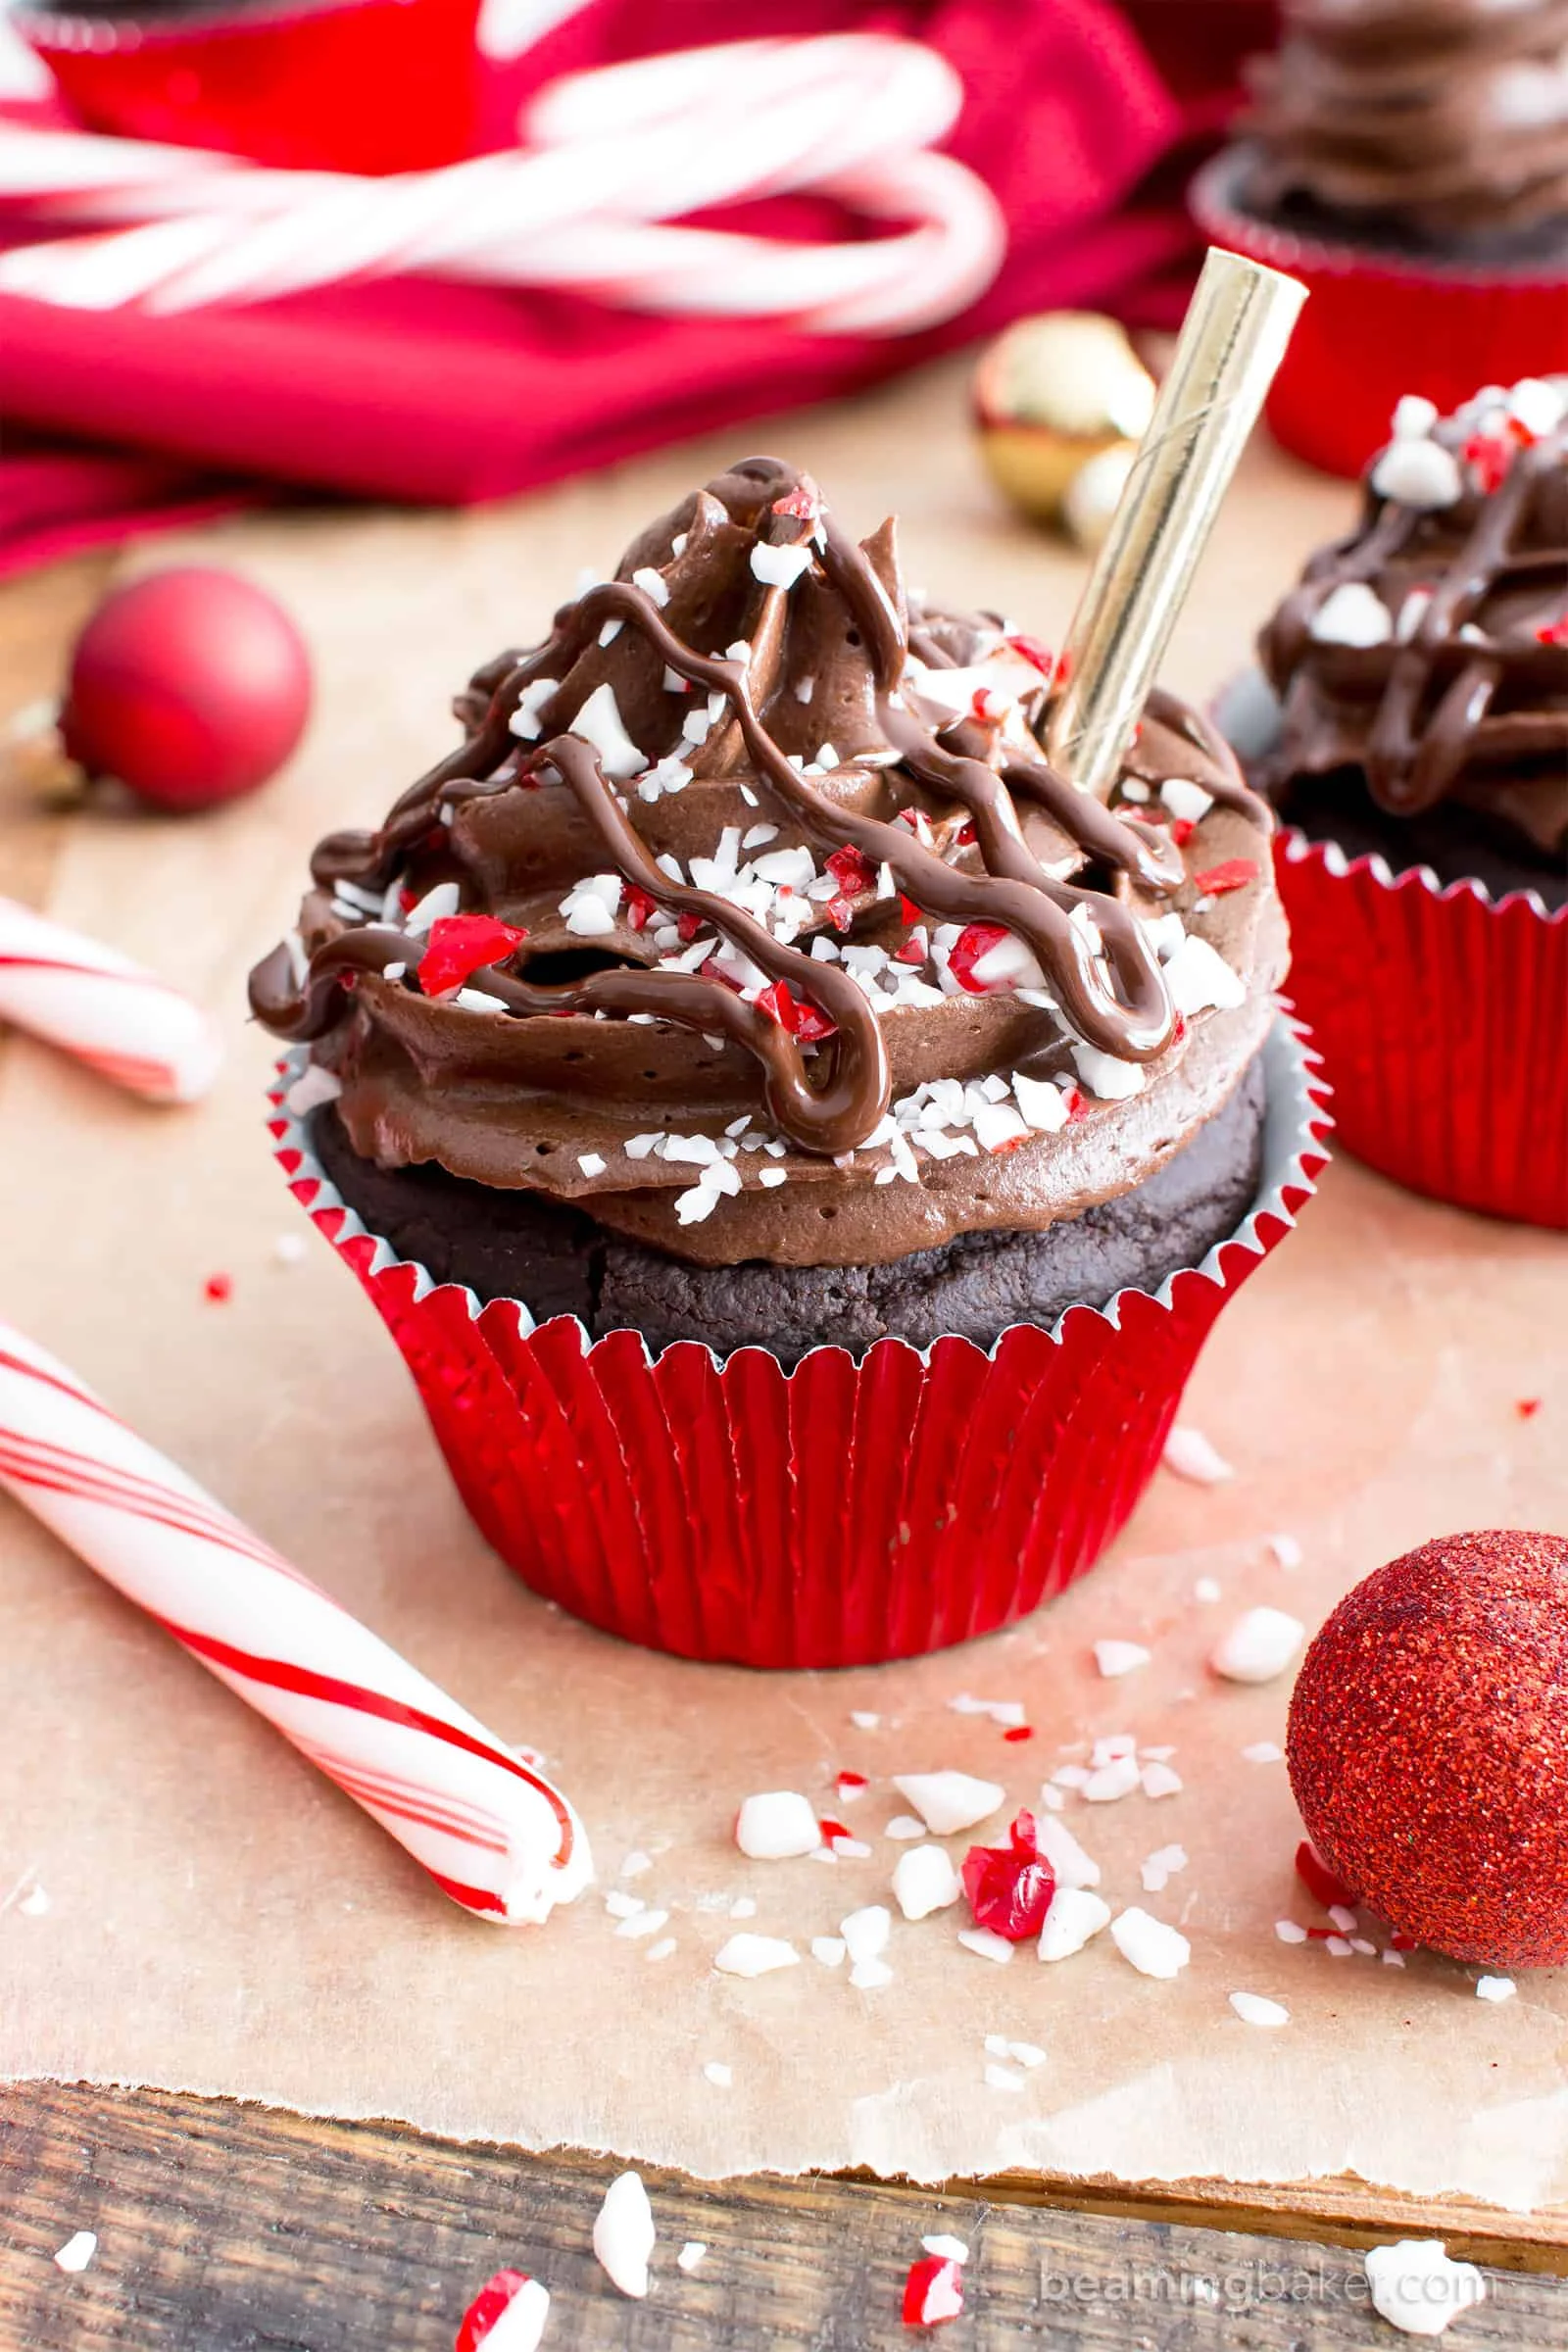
left=0, top=34, right=1005, bottom=330
left=0, top=1320, right=592, bottom=1924
left=0, top=895, right=222, bottom=1103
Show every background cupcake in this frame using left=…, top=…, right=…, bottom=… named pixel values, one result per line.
left=1224, top=377, right=1566, bottom=1229
left=255, top=456, right=1326, bottom=1668
left=1192, top=0, right=1568, bottom=477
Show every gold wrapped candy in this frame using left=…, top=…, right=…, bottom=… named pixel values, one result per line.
left=972, top=312, right=1155, bottom=539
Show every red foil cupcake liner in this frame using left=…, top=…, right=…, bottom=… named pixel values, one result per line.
left=1274, top=834, right=1567, bottom=1230
left=268, top=1017, right=1330, bottom=1669
left=1191, top=153, right=1568, bottom=481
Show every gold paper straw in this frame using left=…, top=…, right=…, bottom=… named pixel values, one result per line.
left=1046, top=248, right=1306, bottom=800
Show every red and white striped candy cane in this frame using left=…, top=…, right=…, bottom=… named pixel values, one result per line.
left=0, top=1320, right=592, bottom=1924
left=0, top=34, right=1004, bottom=330
left=0, top=895, right=223, bottom=1103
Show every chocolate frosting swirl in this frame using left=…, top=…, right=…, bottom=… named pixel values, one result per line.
left=1244, top=0, right=1568, bottom=241
left=252, top=459, right=1282, bottom=1266
left=1255, top=382, right=1568, bottom=858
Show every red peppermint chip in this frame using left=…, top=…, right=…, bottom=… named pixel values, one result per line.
left=771, top=482, right=821, bottom=522
left=1537, top=613, right=1568, bottom=647
left=204, top=1272, right=232, bottom=1304
left=417, top=914, right=527, bottom=1000
left=947, top=922, right=1009, bottom=994
left=1004, top=631, right=1054, bottom=677
left=622, top=885, right=659, bottom=932
left=455, top=2269, right=539, bottom=2352
left=677, top=910, right=705, bottom=943
left=894, top=935, right=927, bottom=966
left=1517, top=1397, right=1544, bottom=1418
left=1295, top=1837, right=1357, bottom=1913
left=818, top=1816, right=854, bottom=1844
left=903, top=2255, right=965, bottom=2328
left=900, top=894, right=925, bottom=927
left=826, top=895, right=857, bottom=935
left=1192, top=858, right=1257, bottom=898
left=755, top=981, right=837, bottom=1043
left=1002, top=1724, right=1034, bottom=1743
left=1063, top=1088, right=1089, bottom=1123
left=1463, top=431, right=1513, bottom=494
left=1168, top=817, right=1196, bottom=848
left=826, top=846, right=877, bottom=900
left=961, top=1810, right=1055, bottom=1941
left=837, top=1769, right=868, bottom=1795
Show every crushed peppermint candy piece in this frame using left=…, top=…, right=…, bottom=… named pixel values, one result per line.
left=1295, top=1839, right=1357, bottom=1911
left=751, top=540, right=814, bottom=591
left=1209, top=1607, right=1304, bottom=1685
left=957, top=1926, right=1015, bottom=1963
left=1162, top=932, right=1246, bottom=1014
left=1162, top=1425, right=1234, bottom=1485
left=921, top=2233, right=970, bottom=2264
left=1109, top=1907, right=1191, bottom=1980
left=1229, top=1991, right=1290, bottom=2029
left=712, top=1933, right=800, bottom=1978
left=811, top=1936, right=847, bottom=1968
left=1094, top=1639, right=1151, bottom=1679
left=1071, top=1043, right=1144, bottom=1102
left=1275, top=1920, right=1308, bottom=1944
left=1371, top=434, right=1464, bottom=510
left=1243, top=1740, right=1285, bottom=1764
left=1193, top=1577, right=1223, bottom=1604
left=1160, top=776, right=1212, bottom=825
left=454, top=2269, right=550, bottom=2352
left=1082, top=1754, right=1142, bottom=1803
left=1140, top=1761, right=1183, bottom=1798
left=893, top=1844, right=962, bottom=1921
left=1140, top=1843, right=1188, bottom=1894
left=850, top=1710, right=881, bottom=1731
left=960, top=1811, right=1054, bottom=1940
left=734, top=1790, right=821, bottom=1860
left=1033, top=1812, right=1101, bottom=1888
left=1268, top=1532, right=1303, bottom=1569
left=1364, top=2241, right=1486, bottom=2337
left=1308, top=581, right=1393, bottom=647
left=984, top=2062, right=1026, bottom=2092
left=417, top=914, right=527, bottom=1000
left=593, top=2171, right=656, bottom=2300
left=1037, top=1885, right=1111, bottom=1962
left=677, top=2242, right=708, bottom=2275
left=903, top=2254, right=965, bottom=2328
left=892, top=1772, right=1004, bottom=1837
left=840, top=1905, right=892, bottom=1967
left=1192, top=858, right=1257, bottom=898
left=885, top=1815, right=927, bottom=1841
left=1476, top=1976, right=1517, bottom=2003
left=702, top=2060, right=733, bottom=2087
left=571, top=682, right=647, bottom=780
left=53, top=2230, right=97, bottom=2276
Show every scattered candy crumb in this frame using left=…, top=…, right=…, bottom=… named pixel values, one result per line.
left=676, top=2242, right=708, bottom=2275
left=893, top=1844, right=962, bottom=1922
left=1162, top=1425, right=1234, bottom=1485
left=885, top=1814, right=927, bottom=1841
left=712, top=1934, right=799, bottom=1978
left=17, top=1883, right=49, bottom=1917
left=1192, top=1577, right=1222, bottom=1605
left=1476, top=1976, right=1516, bottom=2003
left=734, top=1790, right=820, bottom=1859
left=1515, top=1399, right=1542, bottom=1420
left=203, top=1272, right=232, bottom=1303
left=1209, top=1606, right=1304, bottom=1685
left=1364, top=2240, right=1486, bottom=2337
left=702, top=2061, right=733, bottom=2087
left=849, top=1711, right=881, bottom=1731
left=1140, top=1760, right=1183, bottom=1798
left=1038, top=1886, right=1112, bottom=1962
left=1093, top=1640, right=1151, bottom=1679
left=272, top=1233, right=307, bottom=1266
left=1140, top=1843, right=1187, bottom=1894
left=956, top=1926, right=1015, bottom=1964
left=1109, top=1907, right=1190, bottom=1980
left=453, top=2268, right=549, bottom=2352
left=1242, top=1740, right=1285, bottom=1764
left=810, top=1936, right=847, bottom=1968
left=1267, top=1532, right=1303, bottom=1568
left=1229, top=1990, right=1290, bottom=2029
left=903, top=2253, right=965, bottom=2328
left=892, top=1772, right=1004, bottom=1837
left=921, top=2233, right=969, bottom=2263
left=592, top=2171, right=656, bottom=2300
left=52, top=2231, right=96, bottom=2276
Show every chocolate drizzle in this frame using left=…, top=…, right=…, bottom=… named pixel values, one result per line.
left=252, top=457, right=1268, bottom=1166
left=1257, top=401, right=1568, bottom=854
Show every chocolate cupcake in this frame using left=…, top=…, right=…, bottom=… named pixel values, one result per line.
left=255, top=458, right=1327, bottom=1666
left=1192, top=1, right=1568, bottom=477
left=1223, top=380, right=1567, bottom=1227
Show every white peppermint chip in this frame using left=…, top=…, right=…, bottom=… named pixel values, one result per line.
left=1162, top=1424, right=1234, bottom=1485
left=969, top=931, right=1048, bottom=992
left=1275, top=1920, right=1308, bottom=1944
left=1509, top=375, right=1567, bottom=436
left=713, top=1935, right=800, bottom=1979
left=1141, top=1843, right=1188, bottom=1893
left=17, top=1885, right=49, bottom=1916
left=839, top=1905, right=892, bottom=1966
left=1109, top=1907, right=1191, bottom=1980
left=576, top=1153, right=607, bottom=1179
left=957, top=1927, right=1015, bottom=1964
left=1476, top=1976, right=1517, bottom=2003
left=1083, top=1755, right=1142, bottom=1804
left=1229, top=1990, right=1290, bottom=2029
left=922, top=2234, right=970, bottom=2264
left=750, top=540, right=813, bottom=590
left=1194, top=1577, right=1223, bottom=1604
left=985, top=2062, right=1026, bottom=2092
left=1363, top=2242, right=1486, bottom=2337
left=402, top=880, right=461, bottom=936
left=1071, top=1043, right=1146, bottom=1102
left=703, top=2060, right=733, bottom=2086
left=1160, top=776, right=1213, bottom=825
left=1243, top=1741, right=1285, bottom=1764
left=973, top=1101, right=1031, bottom=1152
left=677, top=2242, right=708, bottom=2274
left=892, top=1772, right=1004, bottom=1837
left=1037, top=1886, right=1112, bottom=1962
left=572, top=682, right=647, bottom=779
left=593, top=2172, right=656, bottom=2299
left=850, top=1710, right=881, bottom=1731
left=53, top=2232, right=97, bottom=2275
left=1209, top=1606, right=1305, bottom=1686
left=1033, top=1813, right=1101, bottom=1889
left=509, top=674, right=560, bottom=740
left=674, top=1185, right=720, bottom=1226
left=1007, top=2041, right=1046, bottom=2070
left=604, top=1889, right=643, bottom=1919
left=630, top=564, right=669, bottom=607
left=850, top=1956, right=895, bottom=1990
left=1094, top=1639, right=1152, bottom=1680
left=1011, top=1071, right=1069, bottom=1133
left=734, top=1790, right=821, bottom=1860
left=811, top=1936, right=847, bottom=1969
left=1371, top=436, right=1464, bottom=511
left=884, top=1815, right=927, bottom=1841
left=614, top=1908, right=670, bottom=1940
left=1140, top=1762, right=1183, bottom=1799
left=892, top=1844, right=962, bottom=1922
left=1308, top=581, right=1395, bottom=648
left=1391, top=393, right=1440, bottom=440
left=1161, top=933, right=1247, bottom=1014
left=598, top=619, right=622, bottom=648
left=1268, top=1532, right=1303, bottom=1570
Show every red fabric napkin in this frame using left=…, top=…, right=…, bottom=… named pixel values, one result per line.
left=0, top=0, right=1274, bottom=577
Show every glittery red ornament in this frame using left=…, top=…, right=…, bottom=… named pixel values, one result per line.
left=1287, top=1531, right=1568, bottom=1969
left=60, top=567, right=311, bottom=813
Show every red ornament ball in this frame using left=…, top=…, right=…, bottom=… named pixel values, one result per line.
left=60, top=565, right=311, bottom=812
left=1287, top=1531, right=1568, bottom=1969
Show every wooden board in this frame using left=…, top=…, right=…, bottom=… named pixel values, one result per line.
left=2, top=519, right=1565, bottom=2350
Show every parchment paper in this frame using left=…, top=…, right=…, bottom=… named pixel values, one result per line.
left=2, top=368, right=1565, bottom=2209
